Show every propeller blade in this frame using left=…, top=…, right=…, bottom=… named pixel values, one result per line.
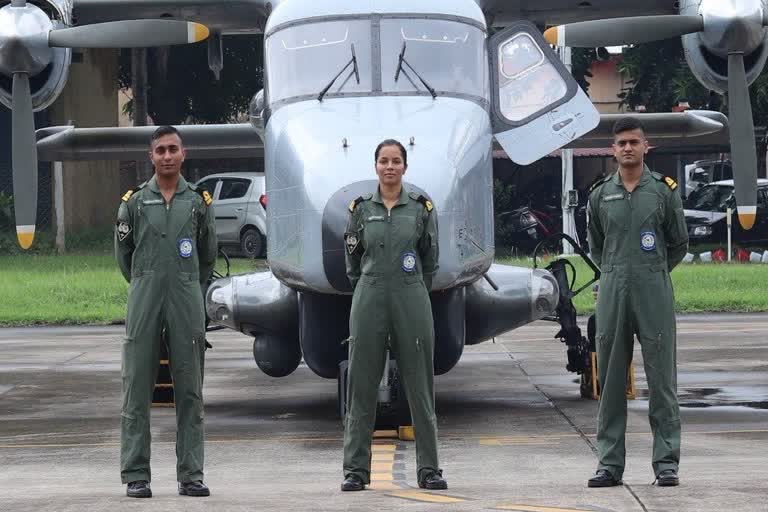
left=48, top=20, right=209, bottom=48
left=727, top=53, right=759, bottom=230
left=11, top=73, right=38, bottom=249
left=543, top=15, right=704, bottom=47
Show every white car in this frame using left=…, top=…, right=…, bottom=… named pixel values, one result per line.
left=196, top=172, right=267, bottom=258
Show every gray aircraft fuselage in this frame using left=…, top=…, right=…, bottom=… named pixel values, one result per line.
left=263, top=0, right=495, bottom=295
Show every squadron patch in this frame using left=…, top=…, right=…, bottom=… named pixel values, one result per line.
left=117, top=221, right=131, bottom=242
left=178, top=238, right=193, bottom=258
left=641, top=231, right=657, bottom=252
left=202, top=190, right=213, bottom=206
left=344, top=232, right=360, bottom=254
left=401, top=251, right=417, bottom=273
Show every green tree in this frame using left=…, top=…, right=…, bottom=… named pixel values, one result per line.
left=616, top=38, right=768, bottom=120
left=571, top=48, right=598, bottom=94
left=118, top=35, right=264, bottom=125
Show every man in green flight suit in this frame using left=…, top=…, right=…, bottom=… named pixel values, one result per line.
left=587, top=118, right=688, bottom=488
left=341, top=140, right=446, bottom=491
left=115, top=126, right=217, bottom=498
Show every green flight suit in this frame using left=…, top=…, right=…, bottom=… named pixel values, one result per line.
left=115, top=175, right=217, bottom=484
left=587, top=165, right=689, bottom=480
left=342, top=186, right=439, bottom=485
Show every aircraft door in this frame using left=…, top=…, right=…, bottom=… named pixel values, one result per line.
left=488, top=22, right=599, bottom=165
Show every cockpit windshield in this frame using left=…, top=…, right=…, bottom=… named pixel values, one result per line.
left=380, top=19, right=487, bottom=100
left=266, top=20, right=373, bottom=104
left=266, top=17, right=488, bottom=106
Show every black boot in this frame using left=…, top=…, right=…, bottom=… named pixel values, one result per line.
left=588, top=469, right=622, bottom=488
left=126, top=480, right=152, bottom=498
left=341, top=474, right=365, bottom=491
left=418, top=470, right=448, bottom=490
left=178, top=480, right=210, bottom=497
left=656, top=469, right=679, bottom=487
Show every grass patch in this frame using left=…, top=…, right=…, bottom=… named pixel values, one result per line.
left=0, top=253, right=765, bottom=326
left=0, top=254, right=262, bottom=326
left=498, top=256, right=768, bottom=315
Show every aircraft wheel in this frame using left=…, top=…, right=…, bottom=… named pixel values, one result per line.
left=374, top=367, right=411, bottom=430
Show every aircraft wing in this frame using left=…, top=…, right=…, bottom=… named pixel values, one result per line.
left=562, top=110, right=730, bottom=149
left=36, top=124, right=263, bottom=161
left=73, top=0, right=269, bottom=33
left=477, top=0, right=676, bottom=26
left=38, top=111, right=727, bottom=162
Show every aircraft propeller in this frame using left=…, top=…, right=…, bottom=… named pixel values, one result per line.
left=0, top=0, right=209, bottom=248
left=545, top=4, right=765, bottom=229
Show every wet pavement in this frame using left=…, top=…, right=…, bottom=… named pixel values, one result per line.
left=1, top=314, right=766, bottom=511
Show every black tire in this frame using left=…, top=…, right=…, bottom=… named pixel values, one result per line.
left=240, top=228, right=265, bottom=258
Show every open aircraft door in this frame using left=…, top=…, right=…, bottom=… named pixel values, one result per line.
left=489, top=22, right=600, bottom=164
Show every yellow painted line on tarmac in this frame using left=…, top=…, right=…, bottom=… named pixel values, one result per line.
left=387, top=490, right=467, bottom=504
left=495, top=505, right=593, bottom=512
left=373, top=429, right=398, bottom=438
left=369, top=481, right=401, bottom=491
left=372, top=452, right=395, bottom=462
left=371, top=443, right=396, bottom=452
left=372, top=462, right=393, bottom=472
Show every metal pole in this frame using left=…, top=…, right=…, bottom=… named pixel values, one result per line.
left=53, top=161, right=65, bottom=254
left=131, top=48, right=151, bottom=183
left=727, top=207, right=732, bottom=262
left=559, top=44, right=575, bottom=255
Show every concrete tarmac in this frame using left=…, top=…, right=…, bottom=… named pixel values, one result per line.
left=1, top=314, right=766, bottom=511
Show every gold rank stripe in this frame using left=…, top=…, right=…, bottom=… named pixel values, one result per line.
left=494, top=505, right=594, bottom=512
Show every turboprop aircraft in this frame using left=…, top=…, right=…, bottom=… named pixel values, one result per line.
left=1, top=0, right=743, bottom=421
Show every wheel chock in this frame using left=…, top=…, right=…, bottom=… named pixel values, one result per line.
left=398, top=425, right=415, bottom=441
left=588, top=352, right=637, bottom=400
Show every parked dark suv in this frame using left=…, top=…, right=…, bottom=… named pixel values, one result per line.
left=684, top=179, right=768, bottom=248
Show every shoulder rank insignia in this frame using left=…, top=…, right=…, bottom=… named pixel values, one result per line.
left=348, top=196, right=365, bottom=213
left=663, top=176, right=678, bottom=191
left=121, top=189, right=134, bottom=202
left=194, top=187, right=213, bottom=206
left=588, top=175, right=611, bottom=195
left=415, top=194, right=434, bottom=212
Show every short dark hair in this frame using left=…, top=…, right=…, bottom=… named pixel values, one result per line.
left=375, top=139, right=407, bottom=166
left=612, top=117, right=645, bottom=137
left=151, top=125, right=183, bottom=145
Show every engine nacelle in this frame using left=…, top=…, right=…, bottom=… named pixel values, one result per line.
left=681, top=0, right=768, bottom=95
left=0, top=0, right=71, bottom=111
left=682, top=33, right=768, bottom=94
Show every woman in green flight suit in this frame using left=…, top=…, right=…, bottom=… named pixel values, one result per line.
left=341, top=139, right=446, bottom=492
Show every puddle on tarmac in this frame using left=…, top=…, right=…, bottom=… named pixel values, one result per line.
left=636, top=387, right=768, bottom=410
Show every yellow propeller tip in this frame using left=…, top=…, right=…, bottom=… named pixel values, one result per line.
left=543, top=27, right=560, bottom=46
left=191, top=23, right=210, bottom=43
left=17, top=231, right=34, bottom=250
left=738, top=212, right=757, bottom=230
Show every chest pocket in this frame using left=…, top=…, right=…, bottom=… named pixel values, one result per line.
left=391, top=209, right=420, bottom=253
left=170, top=199, right=195, bottom=239
left=633, top=190, right=664, bottom=230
